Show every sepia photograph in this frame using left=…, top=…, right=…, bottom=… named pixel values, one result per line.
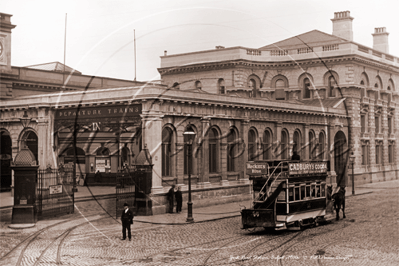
left=1, top=0, right=399, bottom=265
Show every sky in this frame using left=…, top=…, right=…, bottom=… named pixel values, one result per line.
left=3, top=0, right=399, bottom=82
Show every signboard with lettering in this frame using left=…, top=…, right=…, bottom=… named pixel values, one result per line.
left=54, top=104, right=142, bottom=132
left=246, top=162, right=268, bottom=176
left=50, top=185, right=63, bottom=195
left=55, top=104, right=142, bottom=120
left=288, top=162, right=328, bottom=175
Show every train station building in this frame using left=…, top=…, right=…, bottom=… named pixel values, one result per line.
left=1, top=11, right=398, bottom=214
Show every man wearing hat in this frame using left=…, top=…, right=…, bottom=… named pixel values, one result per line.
left=121, top=203, right=134, bottom=240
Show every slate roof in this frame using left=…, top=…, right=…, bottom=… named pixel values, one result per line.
left=259, top=30, right=349, bottom=50
left=24, top=61, right=82, bottom=75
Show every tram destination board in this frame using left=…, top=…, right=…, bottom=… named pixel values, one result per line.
left=289, top=162, right=327, bottom=175
left=246, top=162, right=268, bottom=176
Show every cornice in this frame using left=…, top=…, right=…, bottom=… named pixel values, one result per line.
left=158, top=55, right=399, bottom=75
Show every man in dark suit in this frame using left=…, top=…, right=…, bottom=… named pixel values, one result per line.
left=121, top=202, right=133, bottom=241
left=167, top=185, right=175, bottom=213
left=175, top=186, right=183, bottom=213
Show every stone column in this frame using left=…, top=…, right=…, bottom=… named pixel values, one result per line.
left=303, top=124, right=309, bottom=160
left=220, top=141, right=229, bottom=186
left=141, top=111, right=164, bottom=193
left=239, top=119, right=250, bottom=183
left=328, top=121, right=336, bottom=186
left=198, top=117, right=211, bottom=187
left=37, top=108, right=51, bottom=169
left=275, top=122, right=282, bottom=159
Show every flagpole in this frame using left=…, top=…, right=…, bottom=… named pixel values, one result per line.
left=134, top=29, right=136, bottom=81
left=63, top=13, right=67, bottom=87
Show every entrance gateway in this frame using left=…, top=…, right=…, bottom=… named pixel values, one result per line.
left=53, top=104, right=142, bottom=185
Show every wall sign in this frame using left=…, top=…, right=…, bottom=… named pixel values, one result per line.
left=50, top=185, right=63, bottom=195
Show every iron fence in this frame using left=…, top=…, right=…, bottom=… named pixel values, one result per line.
left=36, top=167, right=74, bottom=219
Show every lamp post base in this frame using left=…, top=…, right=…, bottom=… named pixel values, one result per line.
left=186, top=202, right=194, bottom=223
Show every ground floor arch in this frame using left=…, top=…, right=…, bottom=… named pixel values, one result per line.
left=334, top=131, right=348, bottom=187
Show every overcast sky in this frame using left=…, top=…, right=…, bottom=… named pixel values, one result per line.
left=3, top=0, right=399, bottom=82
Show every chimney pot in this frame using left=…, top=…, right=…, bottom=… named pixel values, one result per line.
left=164, top=50, right=167, bottom=56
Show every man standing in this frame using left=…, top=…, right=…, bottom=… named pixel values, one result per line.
left=167, top=185, right=175, bottom=213
left=175, top=186, right=182, bottom=213
left=121, top=203, right=133, bottom=241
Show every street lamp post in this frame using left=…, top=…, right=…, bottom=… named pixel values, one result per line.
left=183, top=125, right=196, bottom=223
left=350, top=153, right=355, bottom=195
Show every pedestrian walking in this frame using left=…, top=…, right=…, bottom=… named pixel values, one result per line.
left=167, top=185, right=175, bottom=213
left=175, top=186, right=182, bottom=213
left=121, top=203, right=133, bottom=241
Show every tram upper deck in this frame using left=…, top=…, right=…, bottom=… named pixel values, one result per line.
left=242, top=160, right=332, bottom=230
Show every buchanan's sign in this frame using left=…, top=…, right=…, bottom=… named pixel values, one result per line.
left=55, top=104, right=142, bottom=120
left=246, top=162, right=268, bottom=176
left=289, top=162, right=328, bottom=175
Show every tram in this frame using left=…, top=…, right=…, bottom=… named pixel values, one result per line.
left=241, top=160, right=334, bottom=230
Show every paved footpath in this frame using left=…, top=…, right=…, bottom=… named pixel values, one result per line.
left=0, top=180, right=395, bottom=227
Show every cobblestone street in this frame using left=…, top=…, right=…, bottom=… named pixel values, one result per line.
left=1, top=182, right=399, bottom=266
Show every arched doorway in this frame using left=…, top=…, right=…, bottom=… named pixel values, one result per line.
left=21, top=130, right=38, bottom=165
left=1, top=130, right=12, bottom=191
left=334, top=131, right=348, bottom=186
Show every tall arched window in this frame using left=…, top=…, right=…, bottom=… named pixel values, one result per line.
left=218, top=79, right=226, bottom=94
left=249, top=79, right=256, bottom=98
left=227, top=129, right=237, bottom=172
left=121, top=146, right=130, bottom=166
left=293, top=131, right=301, bottom=158
left=248, top=129, right=256, bottom=161
left=208, top=128, right=219, bottom=173
left=96, top=146, right=110, bottom=173
left=21, top=131, right=39, bottom=164
left=162, top=128, right=173, bottom=176
left=328, top=76, right=336, bottom=97
left=195, top=81, right=202, bottom=90
left=318, top=132, right=325, bottom=160
left=281, top=130, right=289, bottom=159
left=262, top=130, right=272, bottom=160
left=309, top=131, right=315, bottom=160
left=303, top=78, right=311, bottom=99
left=172, top=82, right=180, bottom=89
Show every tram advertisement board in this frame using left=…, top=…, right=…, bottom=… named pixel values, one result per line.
left=289, top=162, right=327, bottom=175
left=246, top=162, right=268, bottom=176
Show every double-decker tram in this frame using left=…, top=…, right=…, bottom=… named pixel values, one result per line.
left=241, top=160, right=334, bottom=230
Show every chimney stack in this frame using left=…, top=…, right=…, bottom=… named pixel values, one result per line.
left=372, top=27, right=389, bottom=54
left=331, top=11, right=354, bottom=41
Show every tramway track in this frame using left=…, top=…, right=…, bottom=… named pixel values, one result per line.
left=1, top=215, right=109, bottom=266
left=276, top=220, right=356, bottom=266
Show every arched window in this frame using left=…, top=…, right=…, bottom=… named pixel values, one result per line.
left=227, top=129, right=237, bottom=172
left=21, top=131, right=39, bottom=164
left=195, top=81, right=202, bottom=90
left=318, top=132, right=325, bottom=160
left=303, top=78, right=311, bottom=99
left=172, top=82, right=180, bottom=89
left=293, top=131, right=301, bottom=158
left=328, top=76, right=336, bottom=97
left=249, top=79, right=256, bottom=98
left=262, top=130, right=272, bottom=160
left=281, top=130, right=289, bottom=159
left=208, top=128, right=219, bottom=173
left=121, top=146, right=130, bottom=166
left=248, top=129, right=256, bottom=161
left=162, top=128, right=173, bottom=176
left=309, top=131, right=315, bottom=160
left=183, top=126, right=195, bottom=175
left=96, top=146, right=110, bottom=173
left=218, top=79, right=226, bottom=94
